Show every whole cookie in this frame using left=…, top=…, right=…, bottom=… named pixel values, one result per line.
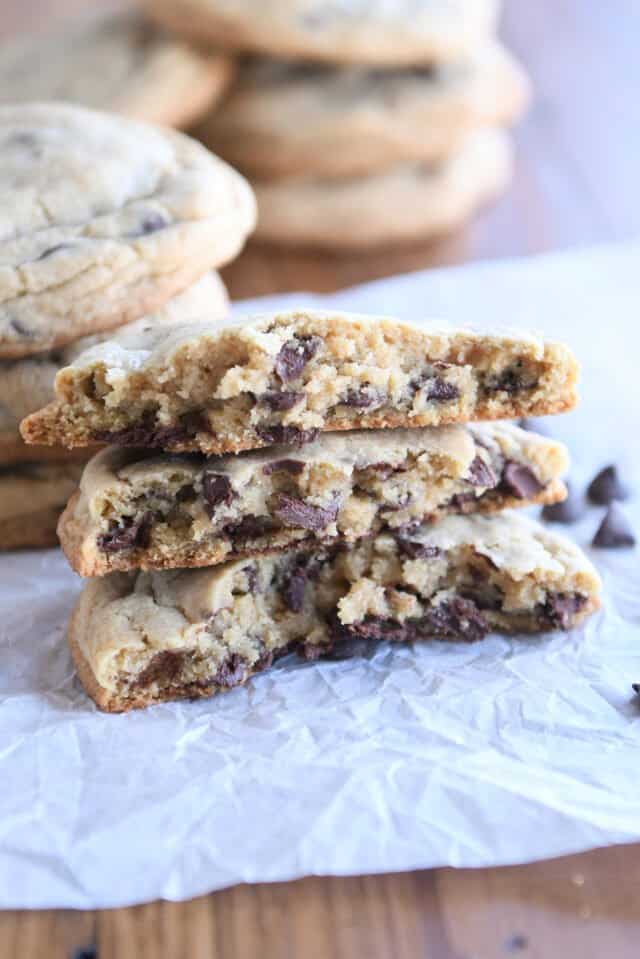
left=0, top=103, right=255, bottom=357
left=197, top=44, right=529, bottom=180
left=253, top=129, right=513, bottom=249
left=144, top=0, right=500, bottom=67
left=0, top=10, right=234, bottom=129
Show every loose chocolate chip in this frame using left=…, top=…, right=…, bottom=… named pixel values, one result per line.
left=501, top=461, right=544, bottom=499
left=395, top=537, right=441, bottom=560
left=225, top=514, right=276, bottom=541
left=468, top=455, right=498, bottom=488
left=540, top=592, right=587, bottom=630
left=263, top=458, right=305, bottom=476
left=343, top=385, right=386, bottom=408
left=256, top=426, right=319, bottom=447
left=135, top=650, right=185, bottom=688
left=541, top=482, right=585, bottom=524
left=632, top=683, right=640, bottom=696
left=274, top=493, right=339, bottom=531
left=592, top=504, right=636, bottom=548
left=587, top=465, right=629, bottom=504
left=274, top=336, right=321, bottom=382
left=259, top=390, right=304, bottom=411
left=214, top=654, right=247, bottom=688
left=426, top=378, right=460, bottom=402
left=418, top=597, right=489, bottom=643
left=202, top=472, right=234, bottom=516
left=98, top=512, right=152, bottom=552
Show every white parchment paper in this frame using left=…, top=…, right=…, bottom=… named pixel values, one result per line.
left=1, top=242, right=640, bottom=909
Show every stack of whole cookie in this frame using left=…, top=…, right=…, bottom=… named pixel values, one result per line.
left=0, top=102, right=256, bottom=549
left=22, top=309, right=601, bottom=711
left=142, top=0, right=531, bottom=249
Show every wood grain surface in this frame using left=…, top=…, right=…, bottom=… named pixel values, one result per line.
left=1, top=0, right=640, bottom=956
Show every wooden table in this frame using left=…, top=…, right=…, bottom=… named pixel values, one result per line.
left=2, top=1, right=640, bottom=956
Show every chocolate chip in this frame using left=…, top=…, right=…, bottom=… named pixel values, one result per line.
left=256, top=426, right=319, bottom=447
left=263, top=458, right=305, bottom=476
left=259, top=390, right=304, bottom=411
left=426, top=378, right=460, bottom=402
left=274, top=493, right=339, bottom=531
left=281, top=564, right=308, bottom=612
left=591, top=504, right=636, bottom=548
left=214, top=654, right=247, bottom=688
left=274, top=336, right=321, bottom=382
left=98, top=512, right=152, bottom=552
left=449, top=491, right=478, bottom=513
left=202, top=472, right=234, bottom=516
left=343, top=385, right=386, bottom=408
left=330, top=614, right=413, bottom=644
left=395, top=537, right=441, bottom=560
left=587, top=465, right=630, bottom=504
left=417, top=597, right=489, bottom=642
left=94, top=414, right=196, bottom=450
left=468, top=455, right=498, bottom=488
left=135, top=650, right=185, bottom=688
left=539, top=592, right=587, bottom=629
left=501, top=461, right=544, bottom=499
left=176, top=484, right=196, bottom=503
left=136, top=212, right=168, bottom=235
left=632, top=683, right=640, bottom=696
left=225, top=515, right=276, bottom=541
left=541, top=482, right=585, bottom=524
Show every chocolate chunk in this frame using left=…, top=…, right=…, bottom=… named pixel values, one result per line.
left=632, top=683, right=640, bottom=696
left=94, top=413, right=197, bottom=450
left=540, top=592, right=587, bottom=629
left=395, top=536, right=441, bottom=560
left=448, top=491, right=478, bottom=512
left=426, top=378, right=460, bottom=402
left=541, top=482, right=584, bottom=524
left=274, top=493, right=339, bottom=531
left=135, top=650, right=185, bottom=688
left=343, top=385, right=386, bottom=408
left=587, top=465, right=629, bottom=504
left=274, top=336, right=321, bottom=382
left=262, top=458, right=305, bottom=476
left=98, top=512, right=152, bottom=552
left=592, top=504, right=636, bottom=548
left=281, top=564, right=308, bottom=612
left=214, top=654, right=248, bottom=688
left=256, top=426, right=319, bottom=447
left=176, top=484, right=196, bottom=503
left=259, top=390, right=304, bottom=411
left=225, top=514, right=276, bottom=541
left=202, top=472, right=234, bottom=516
left=501, top=461, right=544, bottom=499
left=330, top=614, right=414, bottom=644
left=418, top=597, right=489, bottom=643
left=468, top=455, right=498, bottom=488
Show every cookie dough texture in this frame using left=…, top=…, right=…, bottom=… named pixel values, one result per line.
left=253, top=129, right=512, bottom=249
left=0, top=10, right=234, bottom=128
left=0, top=103, right=255, bottom=357
left=0, top=461, right=83, bottom=549
left=59, top=422, right=569, bottom=576
left=22, top=309, right=580, bottom=455
left=0, top=272, right=228, bottom=465
left=68, top=512, right=602, bottom=711
left=144, top=0, right=500, bottom=67
left=198, top=44, right=529, bottom=180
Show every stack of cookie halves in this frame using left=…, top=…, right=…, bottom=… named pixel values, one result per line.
left=145, top=0, right=530, bottom=249
left=0, top=101, right=256, bottom=549
left=22, top=307, right=602, bottom=712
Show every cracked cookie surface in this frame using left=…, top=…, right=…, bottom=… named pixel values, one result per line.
left=68, top=512, right=601, bottom=712
left=0, top=103, right=255, bottom=357
left=59, top=422, right=568, bottom=576
left=22, top=309, right=579, bottom=455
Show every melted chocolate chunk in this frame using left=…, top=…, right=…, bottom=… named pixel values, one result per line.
left=259, top=390, right=304, bottom=411
left=539, top=592, right=587, bottom=630
left=256, top=426, right=319, bottom=447
left=501, top=461, right=544, bottom=499
left=426, top=378, right=460, bottom=402
left=395, top=536, right=441, bottom=560
left=281, top=565, right=308, bottom=613
left=94, top=413, right=198, bottom=450
left=330, top=614, right=413, bottom=644
left=592, top=504, right=636, bottom=548
left=468, top=455, right=498, bottom=488
left=343, top=385, right=386, bottom=408
left=202, top=472, right=234, bottom=516
left=262, top=458, right=305, bottom=476
left=274, top=493, right=339, bottom=531
left=274, top=336, right=321, bottom=382
left=98, top=512, right=152, bottom=552
left=587, top=465, right=629, bottom=505
left=135, top=650, right=185, bottom=688
left=542, top=482, right=584, bottom=524
left=225, top=515, right=277, bottom=541
left=418, top=597, right=489, bottom=642
left=214, top=654, right=248, bottom=688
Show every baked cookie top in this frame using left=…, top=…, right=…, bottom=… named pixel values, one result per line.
left=0, top=10, right=234, bottom=129
left=0, top=103, right=255, bottom=357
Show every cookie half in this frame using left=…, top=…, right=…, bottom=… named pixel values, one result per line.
left=0, top=461, right=83, bottom=550
left=0, top=273, right=228, bottom=466
left=143, top=0, right=500, bottom=67
left=197, top=44, right=529, bottom=180
left=68, top=512, right=601, bottom=712
left=0, top=103, right=255, bottom=357
left=59, top=422, right=568, bottom=577
left=253, top=129, right=512, bottom=249
left=21, top=309, right=579, bottom=455
left=0, top=10, right=234, bottom=129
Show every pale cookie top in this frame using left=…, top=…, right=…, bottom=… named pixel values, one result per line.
left=0, top=273, right=228, bottom=429
left=0, top=103, right=256, bottom=357
left=0, top=11, right=234, bottom=129
left=144, top=0, right=500, bottom=67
